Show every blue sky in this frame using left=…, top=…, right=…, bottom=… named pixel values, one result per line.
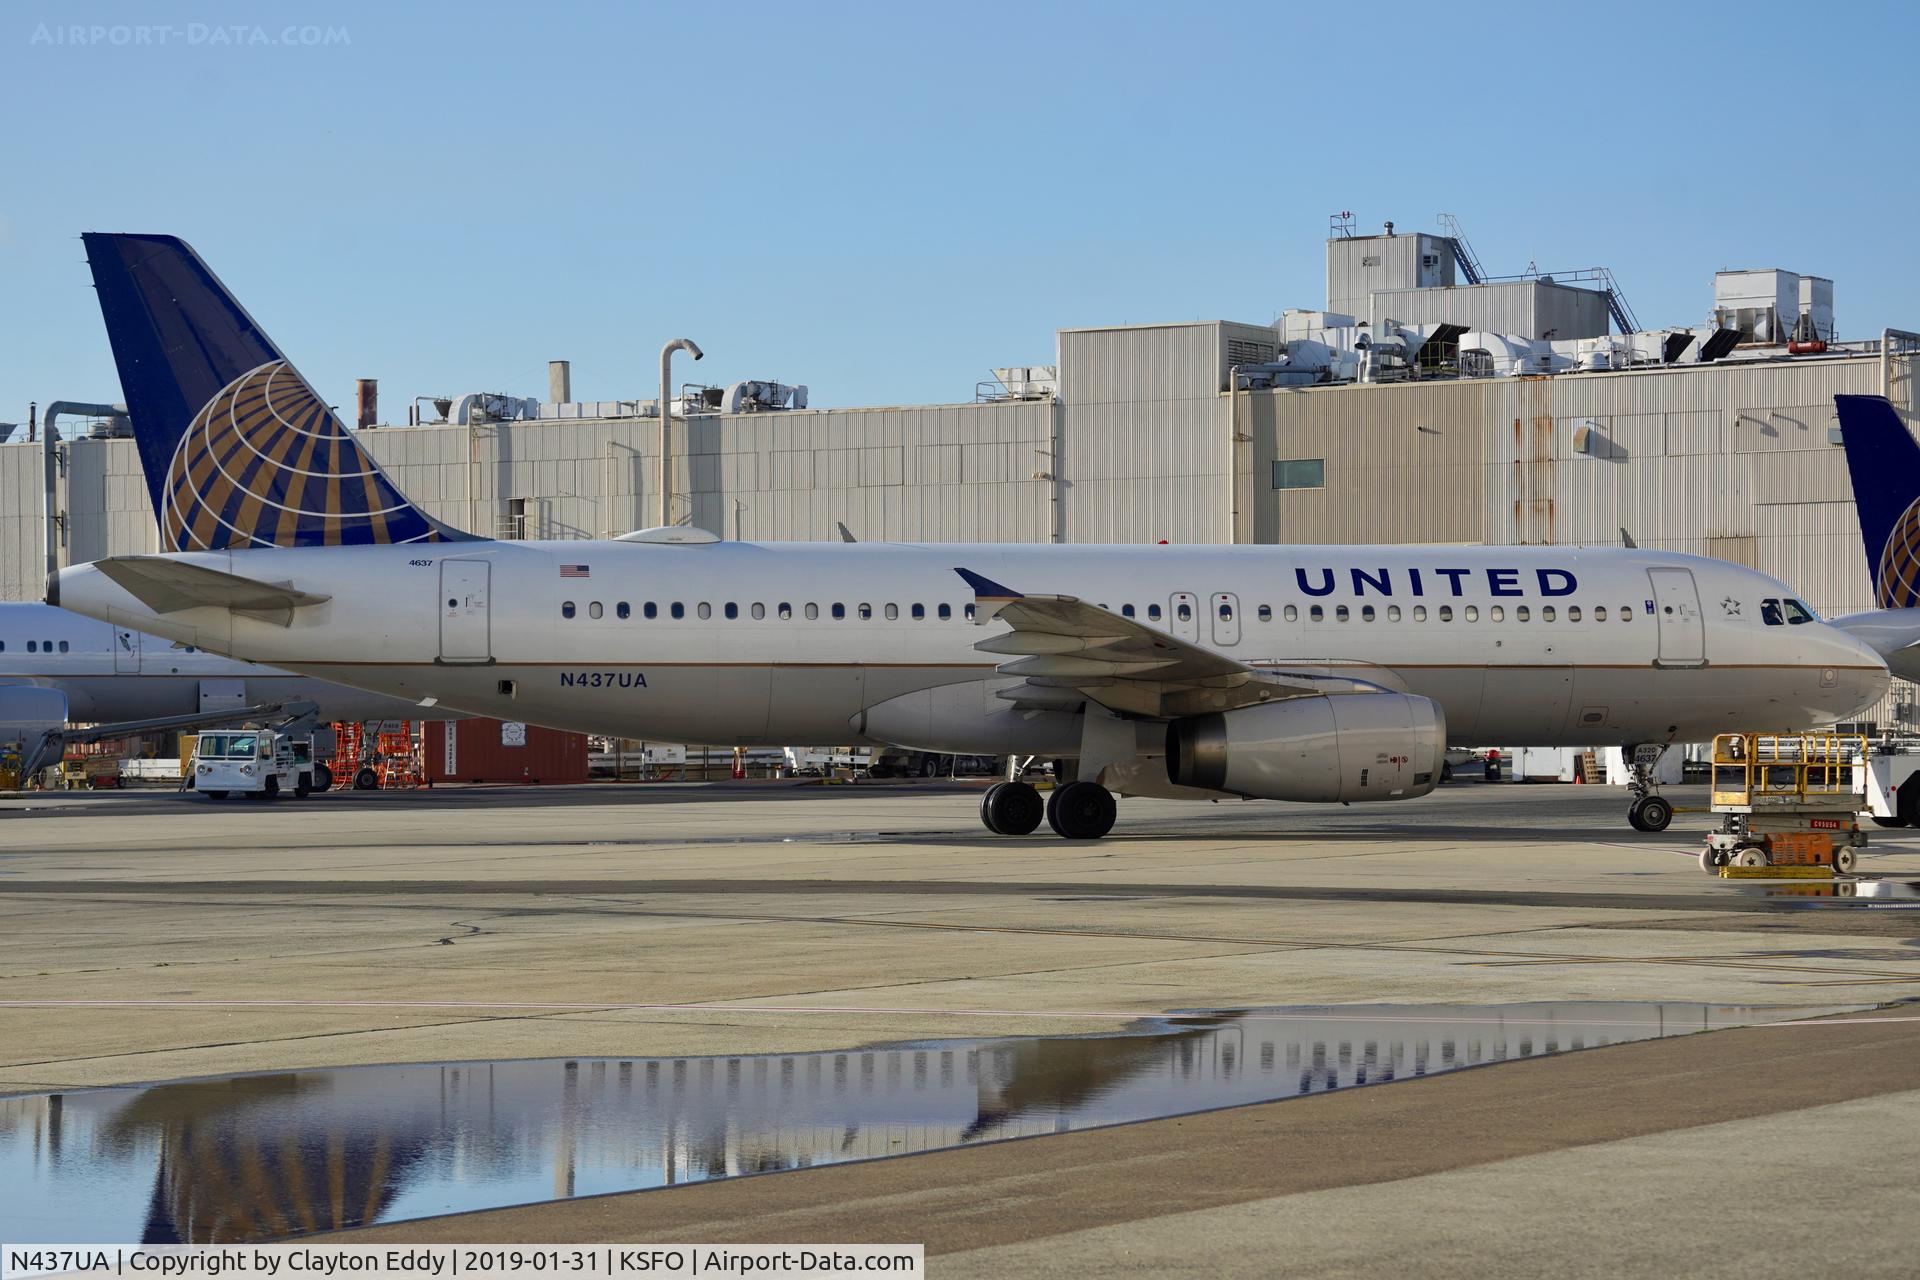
left=5, top=0, right=1919, bottom=427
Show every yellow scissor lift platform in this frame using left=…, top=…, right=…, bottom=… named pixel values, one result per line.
left=1703, top=732, right=1869, bottom=877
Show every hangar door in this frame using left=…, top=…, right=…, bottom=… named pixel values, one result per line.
left=1647, top=568, right=1705, bottom=668
left=439, top=560, right=492, bottom=664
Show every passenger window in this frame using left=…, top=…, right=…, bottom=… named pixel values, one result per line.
left=1413, top=605, right=1427, bottom=621
left=588, top=601, right=604, bottom=620
left=885, top=603, right=899, bottom=620
left=1309, top=605, right=1324, bottom=622
left=752, top=603, right=766, bottom=620
left=937, top=603, right=952, bottom=621
left=644, top=602, right=658, bottom=619
left=616, top=602, right=631, bottom=619
left=1541, top=606, right=1554, bottom=621
left=1593, top=606, right=1606, bottom=621
left=59, top=640, right=69, bottom=652
left=911, top=603, right=925, bottom=620
left=1284, top=604, right=1298, bottom=621
left=1438, top=605, right=1453, bottom=621
left=724, top=602, right=738, bottom=619
left=832, top=603, right=846, bottom=620
left=1122, top=604, right=1136, bottom=618
left=1177, top=602, right=1193, bottom=621
left=779, top=602, right=793, bottom=620
left=1258, top=605, right=1272, bottom=621
left=965, top=603, right=977, bottom=621
left=1148, top=604, right=1163, bottom=621
left=697, top=603, right=712, bottom=620
left=1566, top=605, right=1579, bottom=621
left=1219, top=602, right=1234, bottom=620
left=671, top=602, right=685, bottom=619
left=1387, top=605, right=1401, bottom=621
left=1465, top=605, right=1479, bottom=622
left=1336, top=605, right=1350, bottom=622
left=1489, top=606, right=1504, bottom=622
left=1622, top=605, right=1633, bottom=621
left=1516, top=605, right=1529, bottom=622
left=1361, top=604, right=1375, bottom=621
left=806, top=603, right=820, bottom=620
left=561, top=603, right=576, bottom=620
left=858, top=603, right=873, bottom=620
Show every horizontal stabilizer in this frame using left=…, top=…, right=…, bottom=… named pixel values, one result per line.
left=93, top=556, right=329, bottom=624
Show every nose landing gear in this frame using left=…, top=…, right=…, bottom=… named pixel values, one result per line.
left=1624, top=739, right=1677, bottom=832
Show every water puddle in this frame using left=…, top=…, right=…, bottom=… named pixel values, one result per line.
left=1735, top=879, right=1920, bottom=907
left=0, top=1001, right=1850, bottom=1242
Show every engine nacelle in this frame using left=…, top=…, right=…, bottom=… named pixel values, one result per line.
left=0, top=685, right=69, bottom=742
left=1165, top=692, right=1445, bottom=803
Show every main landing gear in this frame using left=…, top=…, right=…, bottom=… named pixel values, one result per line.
left=980, top=768, right=1119, bottom=840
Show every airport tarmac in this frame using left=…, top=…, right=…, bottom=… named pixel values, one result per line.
left=4, top=780, right=1920, bottom=1273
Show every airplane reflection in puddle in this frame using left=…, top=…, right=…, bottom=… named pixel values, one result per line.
left=0, top=1002, right=1851, bottom=1243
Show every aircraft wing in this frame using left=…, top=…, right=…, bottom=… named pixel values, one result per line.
left=957, top=567, right=1334, bottom=717
left=92, top=556, right=330, bottom=624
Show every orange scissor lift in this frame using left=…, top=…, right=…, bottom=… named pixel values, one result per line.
left=1701, top=731, right=1869, bottom=877
left=329, top=720, right=423, bottom=790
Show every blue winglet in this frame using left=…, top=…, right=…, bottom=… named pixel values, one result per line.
left=954, top=567, right=1023, bottom=599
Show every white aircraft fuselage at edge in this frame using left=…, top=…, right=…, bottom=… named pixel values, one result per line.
left=0, top=601, right=441, bottom=725
left=56, top=539, right=1887, bottom=757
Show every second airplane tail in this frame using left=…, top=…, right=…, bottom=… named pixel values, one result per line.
left=82, top=233, right=466, bottom=551
left=1836, top=393, right=1920, bottom=608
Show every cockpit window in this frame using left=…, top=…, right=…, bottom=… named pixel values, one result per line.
left=1760, top=599, right=1784, bottom=626
left=1784, top=599, right=1817, bottom=624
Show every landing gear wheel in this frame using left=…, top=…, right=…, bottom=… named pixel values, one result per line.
left=1630, top=795, right=1673, bottom=832
left=1901, top=785, right=1920, bottom=828
left=312, top=763, right=334, bottom=793
left=1834, top=847, right=1858, bottom=875
left=920, top=756, right=939, bottom=778
left=1733, top=847, right=1769, bottom=868
left=982, top=780, right=1043, bottom=835
left=1047, top=781, right=1117, bottom=840
left=354, top=767, right=380, bottom=791
left=1700, top=846, right=1731, bottom=874
left=979, top=789, right=1003, bottom=834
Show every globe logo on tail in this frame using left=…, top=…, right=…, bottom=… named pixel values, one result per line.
left=1875, top=495, right=1920, bottom=609
left=163, top=360, right=449, bottom=550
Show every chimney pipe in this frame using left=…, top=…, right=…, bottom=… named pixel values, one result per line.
left=549, top=360, right=572, bottom=404
left=356, top=379, right=378, bottom=429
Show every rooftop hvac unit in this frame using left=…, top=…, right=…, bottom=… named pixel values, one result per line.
left=720, top=381, right=808, bottom=413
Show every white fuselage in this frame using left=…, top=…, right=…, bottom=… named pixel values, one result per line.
left=0, top=603, right=437, bottom=724
left=55, top=540, right=1889, bottom=755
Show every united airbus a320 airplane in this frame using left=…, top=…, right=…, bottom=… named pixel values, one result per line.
left=51, top=233, right=1888, bottom=838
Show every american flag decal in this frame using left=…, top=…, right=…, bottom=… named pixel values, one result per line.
left=560, top=564, right=590, bottom=579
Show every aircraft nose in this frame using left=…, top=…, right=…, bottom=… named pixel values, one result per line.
left=1818, top=623, right=1891, bottom=719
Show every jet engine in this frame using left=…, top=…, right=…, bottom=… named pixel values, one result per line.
left=0, top=686, right=69, bottom=743
left=1165, top=692, right=1445, bottom=803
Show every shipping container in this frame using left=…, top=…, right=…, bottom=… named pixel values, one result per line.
left=423, top=718, right=589, bottom=784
